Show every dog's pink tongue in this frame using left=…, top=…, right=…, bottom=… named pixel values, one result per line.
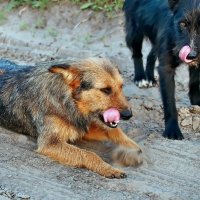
left=103, top=108, right=120, bottom=123
left=179, top=46, right=192, bottom=63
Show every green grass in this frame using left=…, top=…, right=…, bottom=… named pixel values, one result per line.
left=19, top=21, right=29, bottom=30
left=5, top=0, right=123, bottom=12
left=71, top=0, right=123, bottom=12
left=47, top=27, right=59, bottom=37
left=6, top=0, right=51, bottom=10
left=0, top=10, right=7, bottom=25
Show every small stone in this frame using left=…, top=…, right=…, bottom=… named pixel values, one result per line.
left=0, top=189, right=4, bottom=195
left=143, top=101, right=154, bottom=110
left=190, top=106, right=200, bottom=114
left=17, top=193, right=30, bottom=199
left=192, top=117, right=200, bottom=131
left=179, top=107, right=190, bottom=114
left=181, top=117, right=192, bottom=127
left=5, top=192, right=13, bottom=199
left=178, top=108, right=190, bottom=119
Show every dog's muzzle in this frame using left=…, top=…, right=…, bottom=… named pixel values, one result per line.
left=120, top=109, right=133, bottom=120
left=186, top=50, right=198, bottom=60
left=101, top=108, right=132, bottom=128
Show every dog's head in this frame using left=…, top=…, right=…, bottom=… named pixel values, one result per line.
left=49, top=58, right=132, bottom=129
left=169, top=0, right=200, bottom=66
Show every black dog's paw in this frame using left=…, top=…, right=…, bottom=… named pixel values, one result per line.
left=163, top=120, right=184, bottom=140
left=134, top=76, right=158, bottom=88
left=147, top=77, right=158, bottom=88
left=134, top=79, right=149, bottom=88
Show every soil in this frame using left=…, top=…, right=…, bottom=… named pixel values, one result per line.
left=0, top=2, right=200, bottom=200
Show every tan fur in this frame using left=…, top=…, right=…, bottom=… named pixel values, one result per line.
left=37, top=117, right=126, bottom=178
left=1, top=57, right=143, bottom=178
left=83, top=123, right=143, bottom=168
left=36, top=58, right=143, bottom=178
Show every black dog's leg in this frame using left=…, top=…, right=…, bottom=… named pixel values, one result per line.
left=189, top=67, right=200, bottom=105
left=125, top=25, right=148, bottom=88
left=132, top=37, right=148, bottom=88
left=158, top=65, right=184, bottom=140
left=146, top=46, right=157, bottom=87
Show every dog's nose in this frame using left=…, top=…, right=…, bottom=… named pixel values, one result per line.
left=120, top=109, right=132, bottom=120
left=186, top=50, right=198, bottom=60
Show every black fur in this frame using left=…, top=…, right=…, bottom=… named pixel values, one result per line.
left=124, top=0, right=200, bottom=139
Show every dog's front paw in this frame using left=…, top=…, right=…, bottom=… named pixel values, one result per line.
left=134, top=78, right=158, bottom=88
left=112, top=146, right=143, bottom=167
left=147, top=77, right=158, bottom=88
left=163, top=120, right=184, bottom=140
left=100, top=166, right=127, bottom=179
left=135, top=79, right=149, bottom=88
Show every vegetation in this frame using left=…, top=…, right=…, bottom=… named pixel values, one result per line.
left=71, top=0, right=123, bottom=12
left=0, top=10, right=7, bottom=25
left=6, top=0, right=50, bottom=10
left=5, top=0, right=123, bottom=12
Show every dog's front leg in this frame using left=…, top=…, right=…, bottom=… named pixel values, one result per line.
left=36, top=115, right=126, bottom=178
left=158, top=64, right=184, bottom=140
left=37, top=140, right=126, bottom=178
left=84, top=124, right=143, bottom=166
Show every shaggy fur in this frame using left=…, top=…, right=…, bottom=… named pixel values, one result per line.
left=0, top=58, right=143, bottom=178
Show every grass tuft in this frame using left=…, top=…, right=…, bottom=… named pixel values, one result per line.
left=5, top=0, right=51, bottom=10
left=5, top=0, right=123, bottom=12
left=71, top=0, right=123, bottom=12
left=0, top=10, right=7, bottom=25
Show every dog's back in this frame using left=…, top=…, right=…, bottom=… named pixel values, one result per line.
left=0, top=61, right=71, bottom=136
left=123, top=0, right=172, bottom=46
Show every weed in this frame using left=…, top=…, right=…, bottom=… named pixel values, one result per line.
left=6, top=0, right=51, bottom=10
left=35, top=18, right=46, bottom=29
left=19, top=21, right=29, bottom=31
left=70, top=0, right=123, bottom=12
left=5, top=0, right=123, bottom=12
left=0, top=10, right=7, bottom=25
left=47, top=27, right=59, bottom=38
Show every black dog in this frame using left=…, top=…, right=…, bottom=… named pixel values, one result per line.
left=124, top=0, right=200, bottom=139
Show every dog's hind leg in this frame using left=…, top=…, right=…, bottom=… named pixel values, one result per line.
left=146, top=46, right=157, bottom=87
left=83, top=124, right=143, bottom=166
left=189, top=67, right=200, bottom=105
left=125, top=24, right=148, bottom=88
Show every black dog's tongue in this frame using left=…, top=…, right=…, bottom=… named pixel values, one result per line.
left=179, top=46, right=192, bottom=63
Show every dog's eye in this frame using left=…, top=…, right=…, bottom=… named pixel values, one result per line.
left=80, top=81, right=93, bottom=90
left=180, top=21, right=187, bottom=30
left=100, top=87, right=112, bottom=95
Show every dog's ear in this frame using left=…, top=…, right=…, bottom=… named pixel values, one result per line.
left=49, top=64, right=81, bottom=89
left=168, top=0, right=179, bottom=10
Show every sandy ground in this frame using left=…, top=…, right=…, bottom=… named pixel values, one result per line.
left=0, top=2, right=200, bottom=200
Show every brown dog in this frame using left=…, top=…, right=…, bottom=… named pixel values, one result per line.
left=0, top=58, right=142, bottom=178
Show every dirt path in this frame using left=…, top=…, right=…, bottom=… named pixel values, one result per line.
left=0, top=2, right=200, bottom=200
